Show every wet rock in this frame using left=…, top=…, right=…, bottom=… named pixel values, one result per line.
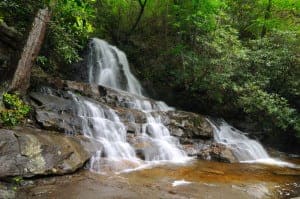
left=182, top=144, right=206, bottom=156
left=29, top=78, right=216, bottom=159
left=30, top=92, right=82, bottom=134
left=197, top=143, right=238, bottom=163
left=114, top=108, right=147, bottom=124
left=0, top=127, right=94, bottom=178
left=0, top=183, right=15, bottom=199
left=167, top=111, right=213, bottom=139
left=232, top=184, right=270, bottom=199
left=30, top=79, right=213, bottom=136
left=167, top=111, right=213, bottom=144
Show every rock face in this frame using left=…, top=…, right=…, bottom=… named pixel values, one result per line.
left=197, top=143, right=238, bottom=163
left=30, top=77, right=213, bottom=137
left=0, top=127, right=94, bottom=178
left=167, top=111, right=213, bottom=140
left=26, top=77, right=240, bottom=167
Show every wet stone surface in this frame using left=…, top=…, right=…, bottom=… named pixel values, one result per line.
left=12, top=159, right=300, bottom=199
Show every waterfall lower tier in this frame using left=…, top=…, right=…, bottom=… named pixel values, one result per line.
left=70, top=93, right=189, bottom=173
left=71, top=93, right=140, bottom=172
left=141, top=112, right=187, bottom=162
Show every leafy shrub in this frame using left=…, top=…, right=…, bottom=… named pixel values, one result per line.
left=236, top=83, right=300, bottom=135
left=44, top=0, right=95, bottom=64
left=0, top=93, right=31, bottom=126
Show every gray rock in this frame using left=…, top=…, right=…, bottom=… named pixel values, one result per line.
left=0, top=183, right=15, bottom=199
left=197, top=143, right=238, bottom=163
left=29, top=78, right=215, bottom=159
left=167, top=111, right=213, bottom=140
left=0, top=127, right=95, bottom=178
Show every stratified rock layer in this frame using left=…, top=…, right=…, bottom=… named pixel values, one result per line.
left=29, top=78, right=215, bottom=158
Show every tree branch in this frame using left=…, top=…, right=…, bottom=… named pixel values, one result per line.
left=128, top=0, right=147, bottom=37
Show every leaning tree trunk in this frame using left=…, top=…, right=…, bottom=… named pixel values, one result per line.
left=9, top=8, right=51, bottom=94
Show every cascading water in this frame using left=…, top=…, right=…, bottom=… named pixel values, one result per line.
left=134, top=99, right=187, bottom=163
left=80, top=37, right=297, bottom=171
left=88, top=38, right=143, bottom=96
left=71, top=94, right=140, bottom=172
left=76, top=38, right=189, bottom=172
left=209, top=119, right=296, bottom=167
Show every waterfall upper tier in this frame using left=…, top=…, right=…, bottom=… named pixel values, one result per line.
left=88, top=38, right=143, bottom=96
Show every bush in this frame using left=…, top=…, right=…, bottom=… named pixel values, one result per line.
left=0, top=93, right=31, bottom=126
left=236, top=83, right=300, bottom=135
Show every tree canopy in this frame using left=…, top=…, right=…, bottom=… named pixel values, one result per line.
left=0, top=0, right=299, bottom=137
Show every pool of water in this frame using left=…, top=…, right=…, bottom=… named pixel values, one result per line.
left=16, top=159, right=300, bottom=199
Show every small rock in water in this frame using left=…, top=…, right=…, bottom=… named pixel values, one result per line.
left=172, top=180, right=192, bottom=187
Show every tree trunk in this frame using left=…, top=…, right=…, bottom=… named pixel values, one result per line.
left=9, top=8, right=51, bottom=94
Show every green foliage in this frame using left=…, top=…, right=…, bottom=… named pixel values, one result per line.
left=226, top=0, right=300, bottom=38
left=11, top=176, right=24, bottom=190
left=246, top=31, right=300, bottom=99
left=1, top=0, right=96, bottom=67
left=171, top=0, right=224, bottom=33
left=0, top=93, right=31, bottom=126
left=45, top=0, right=95, bottom=64
left=236, top=83, right=300, bottom=133
left=12, top=176, right=24, bottom=185
left=0, top=0, right=44, bottom=33
left=1, top=0, right=299, bottom=137
left=104, top=0, right=299, bottom=136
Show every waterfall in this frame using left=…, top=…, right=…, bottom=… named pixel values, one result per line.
left=135, top=99, right=187, bottom=163
left=209, top=119, right=296, bottom=167
left=88, top=38, right=143, bottom=96
left=71, top=94, right=140, bottom=172
left=83, top=38, right=297, bottom=170
left=78, top=38, right=189, bottom=172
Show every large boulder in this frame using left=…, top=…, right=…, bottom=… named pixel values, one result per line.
left=167, top=111, right=213, bottom=141
left=197, top=143, right=238, bottom=163
left=0, top=127, right=96, bottom=178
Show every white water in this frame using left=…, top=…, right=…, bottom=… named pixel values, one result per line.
left=84, top=38, right=296, bottom=171
left=71, top=94, right=140, bottom=172
left=88, top=38, right=143, bottom=96
left=80, top=38, right=189, bottom=172
left=172, top=180, right=192, bottom=187
left=209, top=119, right=297, bottom=167
left=137, top=100, right=187, bottom=163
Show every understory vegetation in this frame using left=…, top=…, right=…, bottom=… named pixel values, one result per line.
left=0, top=0, right=299, bottom=137
left=0, top=93, right=30, bottom=126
